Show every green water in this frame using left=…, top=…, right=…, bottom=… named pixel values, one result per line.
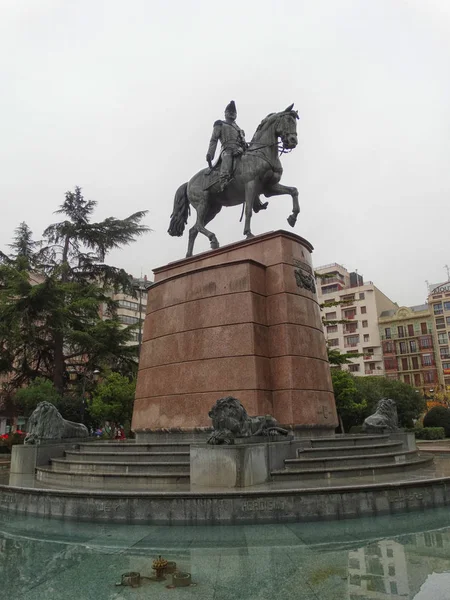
left=2, top=508, right=450, bottom=599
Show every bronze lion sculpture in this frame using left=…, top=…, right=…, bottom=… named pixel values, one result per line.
left=207, top=396, right=288, bottom=444
left=362, top=398, right=399, bottom=433
left=24, top=401, right=89, bottom=445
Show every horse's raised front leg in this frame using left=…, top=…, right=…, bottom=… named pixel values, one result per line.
left=243, top=181, right=257, bottom=239
left=264, top=183, right=299, bottom=228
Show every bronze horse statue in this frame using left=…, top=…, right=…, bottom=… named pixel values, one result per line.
left=168, top=104, right=300, bottom=257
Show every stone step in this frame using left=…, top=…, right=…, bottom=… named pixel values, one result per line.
left=65, top=450, right=190, bottom=463
left=297, top=441, right=403, bottom=458
left=310, top=435, right=390, bottom=449
left=271, top=455, right=433, bottom=481
left=77, top=442, right=190, bottom=453
left=36, top=467, right=190, bottom=490
left=51, top=459, right=190, bottom=474
left=286, top=450, right=418, bottom=470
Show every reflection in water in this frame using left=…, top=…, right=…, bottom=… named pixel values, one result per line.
left=347, top=530, right=450, bottom=599
left=1, top=511, right=450, bottom=599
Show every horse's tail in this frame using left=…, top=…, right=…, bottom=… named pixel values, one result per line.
left=168, top=182, right=190, bottom=237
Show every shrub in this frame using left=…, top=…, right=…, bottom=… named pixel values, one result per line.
left=413, top=427, right=445, bottom=440
left=423, top=406, right=450, bottom=437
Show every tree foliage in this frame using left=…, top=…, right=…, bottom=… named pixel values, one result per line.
left=331, top=370, right=367, bottom=431
left=423, top=406, right=450, bottom=437
left=89, top=372, right=135, bottom=427
left=353, top=376, right=426, bottom=429
left=13, top=378, right=60, bottom=417
left=331, top=372, right=427, bottom=431
left=0, top=187, right=149, bottom=395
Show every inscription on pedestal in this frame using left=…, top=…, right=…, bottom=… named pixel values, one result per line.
left=241, top=499, right=286, bottom=512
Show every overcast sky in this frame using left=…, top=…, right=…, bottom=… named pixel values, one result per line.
left=1, top=0, right=450, bottom=306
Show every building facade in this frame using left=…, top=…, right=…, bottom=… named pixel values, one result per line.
left=378, top=305, right=439, bottom=396
left=101, top=276, right=152, bottom=348
left=316, top=263, right=398, bottom=376
left=427, top=281, right=450, bottom=394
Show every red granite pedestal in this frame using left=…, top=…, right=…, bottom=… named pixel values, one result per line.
left=132, top=230, right=338, bottom=439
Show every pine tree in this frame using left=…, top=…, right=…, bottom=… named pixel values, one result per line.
left=0, top=187, right=150, bottom=394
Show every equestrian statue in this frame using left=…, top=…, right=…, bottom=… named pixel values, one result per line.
left=168, top=101, right=300, bottom=257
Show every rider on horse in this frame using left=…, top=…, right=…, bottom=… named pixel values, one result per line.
left=206, top=100, right=246, bottom=192
left=206, top=100, right=268, bottom=212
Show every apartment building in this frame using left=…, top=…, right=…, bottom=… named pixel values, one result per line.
left=427, top=281, right=450, bottom=393
left=102, top=276, right=153, bottom=347
left=316, top=263, right=398, bottom=376
left=378, top=305, right=439, bottom=396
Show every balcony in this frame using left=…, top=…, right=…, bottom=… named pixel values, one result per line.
left=343, top=326, right=358, bottom=334
left=381, top=330, right=432, bottom=340
left=363, top=355, right=373, bottom=361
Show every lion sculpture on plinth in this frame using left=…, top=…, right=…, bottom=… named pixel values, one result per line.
left=362, top=398, right=399, bottom=434
left=24, top=401, right=89, bottom=445
left=207, top=396, right=289, bottom=445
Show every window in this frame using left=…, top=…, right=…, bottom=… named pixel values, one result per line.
left=363, top=334, right=369, bottom=342
left=118, top=300, right=139, bottom=311
left=438, top=332, right=447, bottom=345
left=345, top=335, right=359, bottom=347
left=360, top=306, right=367, bottom=314
left=412, top=356, right=419, bottom=369
left=348, top=364, right=360, bottom=372
left=440, top=346, right=450, bottom=359
left=362, top=320, right=368, bottom=328
left=404, top=374, right=411, bottom=384
left=359, top=292, right=365, bottom=300
left=384, top=327, right=391, bottom=338
left=384, top=358, right=397, bottom=370
left=388, top=566, right=395, bottom=576
left=118, top=315, right=139, bottom=325
left=390, top=582, right=398, bottom=595
left=422, top=354, right=433, bottom=366
left=410, top=340, right=417, bottom=352
left=414, top=373, right=421, bottom=386
left=327, top=325, right=338, bottom=333
left=444, top=301, right=450, bottom=311
left=398, top=325, right=405, bottom=338
left=421, top=322, right=428, bottom=334
left=436, top=317, right=446, bottom=329
left=408, top=324, right=414, bottom=336
left=129, top=330, right=140, bottom=341
left=344, top=322, right=358, bottom=334
left=325, top=311, right=337, bottom=320
left=424, top=371, right=436, bottom=383
left=383, top=340, right=395, bottom=353
left=399, top=341, right=407, bottom=354
left=446, top=316, right=450, bottom=326
left=328, top=338, right=339, bottom=347
left=434, top=302, right=443, bottom=315
left=419, top=336, right=432, bottom=349
left=343, top=309, right=357, bottom=319
left=342, top=294, right=355, bottom=303
left=442, top=362, right=450, bottom=370
left=401, top=358, right=408, bottom=370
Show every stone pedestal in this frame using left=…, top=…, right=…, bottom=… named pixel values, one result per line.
left=190, top=443, right=269, bottom=488
left=132, top=230, right=338, bottom=438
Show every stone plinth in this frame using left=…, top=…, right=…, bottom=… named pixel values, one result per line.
left=132, top=230, right=338, bottom=438
left=190, top=443, right=270, bottom=488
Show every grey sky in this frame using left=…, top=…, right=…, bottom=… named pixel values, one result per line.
left=1, top=0, right=449, bottom=306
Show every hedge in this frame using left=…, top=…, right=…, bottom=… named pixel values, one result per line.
left=413, top=427, right=445, bottom=440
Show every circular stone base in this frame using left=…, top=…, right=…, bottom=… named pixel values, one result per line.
left=2, top=473, right=450, bottom=524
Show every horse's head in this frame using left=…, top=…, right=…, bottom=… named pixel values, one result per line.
left=252, top=103, right=299, bottom=149
left=276, top=103, right=299, bottom=150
